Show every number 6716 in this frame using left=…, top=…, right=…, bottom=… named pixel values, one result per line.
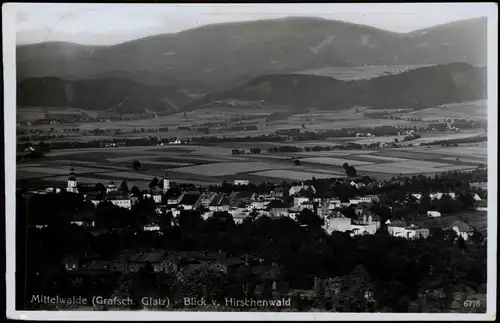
left=463, top=300, right=481, bottom=307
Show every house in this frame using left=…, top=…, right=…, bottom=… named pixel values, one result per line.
left=387, top=219, right=407, bottom=236
left=234, top=180, right=250, bottom=186
left=143, top=223, right=161, bottom=231
left=429, top=192, right=457, bottom=200
left=107, top=192, right=132, bottom=210
left=178, top=193, right=201, bottom=210
left=266, top=200, right=289, bottom=217
left=475, top=200, right=487, bottom=211
left=196, top=192, right=218, bottom=209
left=403, top=225, right=430, bottom=239
left=446, top=220, right=476, bottom=241
left=106, top=181, right=118, bottom=194
left=350, top=213, right=381, bottom=236
left=271, top=187, right=284, bottom=198
left=388, top=220, right=429, bottom=239
left=209, top=195, right=230, bottom=212
left=250, top=198, right=270, bottom=210
left=294, top=197, right=310, bottom=208
left=142, top=193, right=162, bottom=204
left=329, top=199, right=341, bottom=209
left=299, top=202, right=315, bottom=212
left=323, top=212, right=352, bottom=234
left=289, top=183, right=316, bottom=196
left=472, top=193, right=482, bottom=201
left=411, top=193, right=423, bottom=200
left=427, top=210, right=442, bottom=218
left=349, top=198, right=363, bottom=205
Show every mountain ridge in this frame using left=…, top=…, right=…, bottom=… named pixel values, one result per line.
left=17, top=17, right=487, bottom=90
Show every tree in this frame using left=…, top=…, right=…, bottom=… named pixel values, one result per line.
left=294, top=160, right=301, bottom=166
left=131, top=186, right=141, bottom=197
left=297, top=209, right=323, bottom=229
left=346, top=166, right=357, bottom=177
left=119, top=180, right=129, bottom=194
left=149, top=177, right=159, bottom=191
left=132, top=160, right=141, bottom=171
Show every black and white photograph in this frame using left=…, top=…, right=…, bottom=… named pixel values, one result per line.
left=4, top=2, right=498, bottom=320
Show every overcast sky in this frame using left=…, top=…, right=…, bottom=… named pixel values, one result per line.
left=14, top=3, right=491, bottom=45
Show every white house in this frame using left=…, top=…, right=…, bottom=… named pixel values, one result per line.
left=323, top=212, right=351, bottom=234
left=143, top=223, right=161, bottom=231
left=427, top=210, right=442, bottom=218
left=66, top=169, right=78, bottom=193
left=289, top=184, right=316, bottom=196
left=472, top=193, right=482, bottom=201
left=294, top=197, right=310, bottom=208
left=328, top=199, right=341, bottom=209
left=143, top=193, right=162, bottom=204
left=447, top=220, right=476, bottom=241
left=388, top=220, right=430, bottom=240
left=350, top=213, right=381, bottom=236
left=411, top=193, right=423, bottom=200
left=234, top=180, right=250, bottom=186
left=349, top=198, right=363, bottom=205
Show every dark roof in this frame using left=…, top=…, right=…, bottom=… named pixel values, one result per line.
left=389, top=219, right=407, bottom=227
left=220, top=197, right=231, bottom=205
left=209, top=195, right=224, bottom=207
left=236, top=191, right=254, bottom=199
left=266, top=200, right=288, bottom=210
left=448, top=220, right=475, bottom=232
left=179, top=193, right=200, bottom=206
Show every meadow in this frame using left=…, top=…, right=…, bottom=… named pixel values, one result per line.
left=394, top=100, right=487, bottom=121
left=17, top=136, right=487, bottom=189
left=292, top=65, right=431, bottom=80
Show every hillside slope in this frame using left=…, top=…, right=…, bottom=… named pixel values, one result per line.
left=188, top=63, right=487, bottom=111
left=17, top=77, right=193, bottom=114
left=17, top=17, right=487, bottom=90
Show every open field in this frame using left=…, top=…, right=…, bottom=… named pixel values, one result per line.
left=251, top=169, right=341, bottom=181
left=356, top=160, right=473, bottom=174
left=169, top=162, right=284, bottom=177
left=301, top=157, right=374, bottom=167
left=17, top=137, right=487, bottom=188
left=394, top=100, right=487, bottom=121
left=292, top=65, right=431, bottom=80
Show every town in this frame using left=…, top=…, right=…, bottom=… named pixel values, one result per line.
left=18, top=166, right=488, bottom=312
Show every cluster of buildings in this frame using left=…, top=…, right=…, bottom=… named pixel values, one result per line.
left=53, top=169, right=484, bottom=242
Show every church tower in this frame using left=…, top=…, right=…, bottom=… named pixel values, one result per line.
left=67, top=168, right=78, bottom=193
left=163, top=173, right=170, bottom=193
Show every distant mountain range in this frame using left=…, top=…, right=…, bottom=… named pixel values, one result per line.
left=16, top=17, right=487, bottom=114
left=17, top=17, right=487, bottom=87
left=19, top=63, right=486, bottom=114
left=17, top=77, right=193, bottom=114
left=188, top=63, right=487, bottom=111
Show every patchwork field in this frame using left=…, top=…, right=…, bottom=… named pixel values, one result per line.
left=300, top=157, right=373, bottom=167
left=169, top=162, right=283, bottom=177
left=394, top=100, right=487, bottom=121
left=292, top=65, right=431, bottom=80
left=251, top=169, right=341, bottom=181
left=17, top=138, right=488, bottom=189
left=356, top=160, right=475, bottom=174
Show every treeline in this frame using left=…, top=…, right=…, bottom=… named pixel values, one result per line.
left=426, top=135, right=487, bottom=146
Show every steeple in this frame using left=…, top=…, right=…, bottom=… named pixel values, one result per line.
left=67, top=168, right=78, bottom=193
left=163, top=172, right=170, bottom=193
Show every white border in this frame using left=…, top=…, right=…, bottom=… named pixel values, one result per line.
left=3, top=2, right=498, bottom=321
